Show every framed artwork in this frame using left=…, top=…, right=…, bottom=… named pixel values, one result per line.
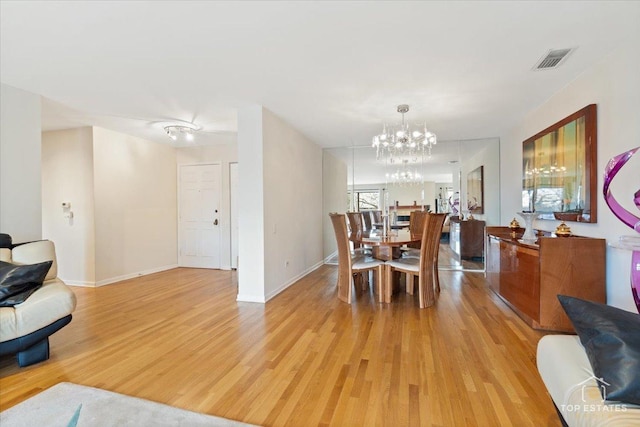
left=467, top=166, right=484, bottom=214
left=522, top=104, right=597, bottom=222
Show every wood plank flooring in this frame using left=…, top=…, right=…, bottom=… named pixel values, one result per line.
left=0, top=265, right=561, bottom=426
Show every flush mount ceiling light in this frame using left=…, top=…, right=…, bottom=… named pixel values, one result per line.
left=163, top=122, right=200, bottom=142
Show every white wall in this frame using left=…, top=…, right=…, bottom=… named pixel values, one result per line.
left=262, top=108, right=324, bottom=300
left=176, top=142, right=238, bottom=270
left=237, top=105, right=266, bottom=302
left=322, top=149, right=347, bottom=260
left=0, top=84, right=42, bottom=242
left=236, top=106, right=324, bottom=302
left=500, top=42, right=640, bottom=312
left=42, top=128, right=96, bottom=285
left=92, top=127, right=178, bottom=285
left=387, top=182, right=436, bottom=211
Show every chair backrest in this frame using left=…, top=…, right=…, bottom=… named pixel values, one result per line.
left=329, top=213, right=353, bottom=302
left=431, top=214, right=448, bottom=267
left=361, top=211, right=373, bottom=231
left=408, top=210, right=429, bottom=248
left=7, top=239, right=59, bottom=281
left=418, top=213, right=448, bottom=274
left=370, top=210, right=382, bottom=223
left=346, top=211, right=365, bottom=241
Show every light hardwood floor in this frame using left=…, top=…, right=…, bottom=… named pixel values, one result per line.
left=0, top=265, right=560, bottom=426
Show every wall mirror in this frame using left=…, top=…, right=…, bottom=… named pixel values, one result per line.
left=324, top=138, right=500, bottom=272
left=522, top=104, right=597, bottom=222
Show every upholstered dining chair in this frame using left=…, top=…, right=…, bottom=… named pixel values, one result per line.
left=385, top=213, right=447, bottom=308
left=330, top=213, right=385, bottom=303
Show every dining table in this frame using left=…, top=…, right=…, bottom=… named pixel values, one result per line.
left=372, top=221, right=410, bottom=230
left=353, top=229, right=420, bottom=261
left=351, top=229, right=421, bottom=303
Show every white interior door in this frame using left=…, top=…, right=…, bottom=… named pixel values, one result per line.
left=179, top=164, right=221, bottom=268
left=230, top=162, right=239, bottom=269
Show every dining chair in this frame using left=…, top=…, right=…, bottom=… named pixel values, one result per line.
left=385, top=213, right=447, bottom=308
left=371, top=210, right=382, bottom=225
left=346, top=211, right=367, bottom=240
left=330, top=213, right=385, bottom=303
left=431, top=214, right=448, bottom=294
left=403, top=210, right=429, bottom=256
left=361, top=210, right=374, bottom=231
left=346, top=211, right=371, bottom=255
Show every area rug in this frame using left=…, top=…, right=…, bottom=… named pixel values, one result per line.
left=0, top=382, right=258, bottom=426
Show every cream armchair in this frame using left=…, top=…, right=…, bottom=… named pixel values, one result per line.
left=0, top=236, right=77, bottom=367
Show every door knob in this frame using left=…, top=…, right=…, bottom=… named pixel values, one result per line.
left=214, top=219, right=219, bottom=225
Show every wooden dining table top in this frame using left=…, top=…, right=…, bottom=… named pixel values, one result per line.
left=352, top=229, right=420, bottom=247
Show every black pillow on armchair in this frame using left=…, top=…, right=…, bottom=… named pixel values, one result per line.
left=0, top=233, right=12, bottom=249
left=0, top=260, right=53, bottom=307
left=558, top=295, right=640, bottom=405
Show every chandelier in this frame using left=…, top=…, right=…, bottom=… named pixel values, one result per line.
left=372, top=104, right=437, bottom=162
left=524, top=164, right=567, bottom=176
left=386, top=159, right=423, bottom=186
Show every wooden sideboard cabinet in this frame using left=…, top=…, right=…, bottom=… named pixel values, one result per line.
left=449, top=218, right=485, bottom=259
left=485, top=227, right=606, bottom=332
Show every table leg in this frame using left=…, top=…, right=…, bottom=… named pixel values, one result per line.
left=383, top=264, right=392, bottom=303
left=372, top=246, right=401, bottom=261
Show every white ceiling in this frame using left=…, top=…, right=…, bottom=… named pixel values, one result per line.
left=1, top=1, right=638, bottom=154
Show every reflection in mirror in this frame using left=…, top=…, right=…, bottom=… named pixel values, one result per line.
left=324, top=138, right=500, bottom=272
left=522, top=104, right=597, bottom=223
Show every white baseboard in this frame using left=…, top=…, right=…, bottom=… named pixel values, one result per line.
left=63, top=280, right=97, bottom=287
left=63, top=263, right=228, bottom=287
left=236, top=294, right=267, bottom=303
left=264, top=260, right=324, bottom=302
left=324, top=250, right=338, bottom=264
left=94, top=264, right=178, bottom=287
left=236, top=260, right=324, bottom=304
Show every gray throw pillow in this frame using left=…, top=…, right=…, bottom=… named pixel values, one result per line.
left=558, top=294, right=640, bottom=405
left=0, top=260, right=53, bottom=307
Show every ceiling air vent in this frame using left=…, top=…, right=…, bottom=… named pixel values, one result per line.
left=533, top=48, right=575, bottom=70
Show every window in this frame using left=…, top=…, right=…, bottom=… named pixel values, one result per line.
left=348, top=190, right=380, bottom=211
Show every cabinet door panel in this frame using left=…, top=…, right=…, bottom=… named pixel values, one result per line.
left=499, top=242, right=540, bottom=321
left=538, top=238, right=606, bottom=330
left=486, top=236, right=501, bottom=293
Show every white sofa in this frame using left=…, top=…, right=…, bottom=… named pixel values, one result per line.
left=0, top=239, right=77, bottom=366
left=537, top=335, right=640, bottom=426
